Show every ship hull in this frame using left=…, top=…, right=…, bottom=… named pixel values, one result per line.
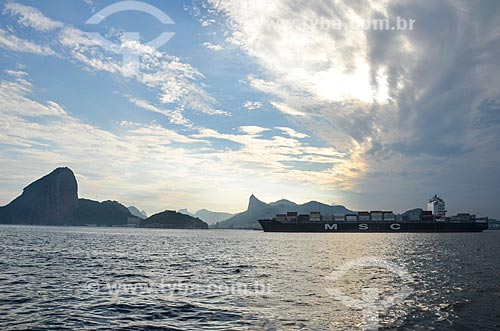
left=258, top=220, right=488, bottom=233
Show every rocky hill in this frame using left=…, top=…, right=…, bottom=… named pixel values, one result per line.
left=0, top=167, right=134, bottom=226
left=70, top=199, right=134, bottom=226
left=0, top=167, right=78, bottom=225
left=141, top=210, right=208, bottom=229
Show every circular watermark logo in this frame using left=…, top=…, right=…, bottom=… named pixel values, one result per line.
left=85, top=1, right=175, bottom=76
left=225, top=17, right=240, bottom=31
left=325, top=257, right=413, bottom=331
left=84, top=281, right=100, bottom=293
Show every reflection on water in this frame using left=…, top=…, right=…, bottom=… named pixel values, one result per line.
left=0, top=226, right=499, bottom=330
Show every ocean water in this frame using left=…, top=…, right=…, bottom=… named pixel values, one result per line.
left=0, top=226, right=499, bottom=331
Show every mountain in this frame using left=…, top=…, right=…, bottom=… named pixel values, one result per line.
left=128, top=206, right=147, bottom=219
left=247, top=194, right=269, bottom=211
left=215, top=195, right=276, bottom=229
left=141, top=210, right=208, bottom=229
left=194, top=209, right=234, bottom=224
left=0, top=167, right=134, bottom=226
left=69, top=199, right=134, bottom=226
left=300, top=201, right=351, bottom=214
left=269, top=199, right=297, bottom=207
left=178, top=208, right=233, bottom=225
left=0, top=167, right=78, bottom=225
left=217, top=195, right=353, bottom=229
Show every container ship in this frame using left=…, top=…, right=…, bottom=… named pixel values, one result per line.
left=258, top=196, right=489, bottom=233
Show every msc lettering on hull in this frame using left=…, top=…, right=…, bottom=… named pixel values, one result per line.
left=359, top=224, right=368, bottom=230
left=324, top=223, right=402, bottom=231
left=325, top=224, right=338, bottom=231
left=358, top=223, right=402, bottom=231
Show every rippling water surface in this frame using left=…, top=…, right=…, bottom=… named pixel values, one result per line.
left=0, top=225, right=499, bottom=330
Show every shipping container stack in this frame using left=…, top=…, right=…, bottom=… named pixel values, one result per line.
left=450, top=213, right=472, bottom=222
left=287, top=212, right=298, bottom=222
left=382, top=211, right=396, bottom=221
left=298, top=214, right=310, bottom=223
left=309, top=211, right=321, bottom=222
left=334, top=214, right=345, bottom=222
left=421, top=211, right=434, bottom=222
left=408, top=212, right=422, bottom=222
left=275, top=214, right=287, bottom=222
left=322, top=214, right=334, bottom=222
left=370, top=211, right=383, bottom=221
left=358, top=212, right=370, bottom=222
left=345, top=214, right=358, bottom=222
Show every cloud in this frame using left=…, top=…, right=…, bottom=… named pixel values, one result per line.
left=4, top=2, right=63, bottom=31
left=200, top=19, right=216, bottom=27
left=0, top=2, right=380, bottom=206
left=270, top=101, right=307, bottom=117
left=0, top=72, right=219, bottom=211
left=238, top=125, right=269, bottom=135
left=210, top=0, right=383, bottom=102
left=57, top=27, right=228, bottom=115
left=118, top=121, right=200, bottom=144
left=0, top=77, right=68, bottom=117
left=202, top=0, right=500, bottom=216
left=129, top=98, right=192, bottom=127
left=82, top=0, right=96, bottom=13
left=2, top=3, right=229, bottom=119
left=243, top=101, right=262, bottom=110
left=0, top=72, right=358, bottom=212
left=276, top=127, right=309, bottom=139
left=203, top=42, right=223, bottom=51
left=4, top=69, right=27, bottom=78
left=190, top=126, right=356, bottom=190
left=0, top=28, right=56, bottom=55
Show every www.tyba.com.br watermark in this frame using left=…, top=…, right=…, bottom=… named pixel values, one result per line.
left=83, top=280, right=272, bottom=297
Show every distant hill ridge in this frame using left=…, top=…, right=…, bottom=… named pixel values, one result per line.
left=269, top=199, right=297, bottom=207
left=70, top=199, right=133, bottom=226
left=178, top=208, right=234, bottom=225
left=216, top=194, right=353, bottom=229
left=128, top=206, right=147, bottom=219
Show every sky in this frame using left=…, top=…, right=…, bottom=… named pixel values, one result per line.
left=0, top=0, right=499, bottom=217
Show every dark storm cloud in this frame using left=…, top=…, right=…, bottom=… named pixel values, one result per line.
left=367, top=1, right=500, bottom=158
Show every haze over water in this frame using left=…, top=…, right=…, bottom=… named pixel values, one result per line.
left=1, top=226, right=499, bottom=330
